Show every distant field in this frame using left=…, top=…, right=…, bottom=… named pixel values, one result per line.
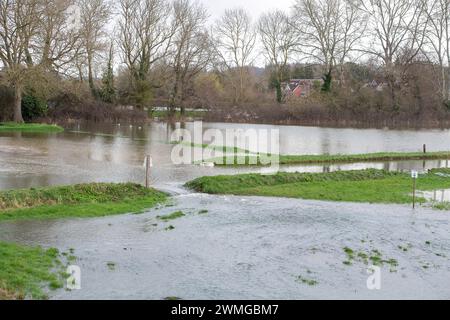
left=186, top=168, right=450, bottom=208
left=204, top=151, right=450, bottom=166
left=0, top=122, right=64, bottom=133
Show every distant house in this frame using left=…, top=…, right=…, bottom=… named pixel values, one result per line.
left=363, top=80, right=389, bottom=92
left=282, top=79, right=323, bottom=98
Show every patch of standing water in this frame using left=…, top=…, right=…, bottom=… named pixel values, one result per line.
left=417, top=189, right=450, bottom=202
left=1, top=121, right=450, bottom=191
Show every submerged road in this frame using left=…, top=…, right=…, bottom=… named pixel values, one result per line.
left=0, top=193, right=449, bottom=300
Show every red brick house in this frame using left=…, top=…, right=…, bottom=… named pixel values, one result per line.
left=282, top=79, right=323, bottom=98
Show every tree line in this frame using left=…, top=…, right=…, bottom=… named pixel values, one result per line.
left=2, top=0, right=450, bottom=125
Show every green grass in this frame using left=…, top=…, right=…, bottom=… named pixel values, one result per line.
left=205, top=151, right=450, bottom=166
left=0, top=122, right=64, bottom=133
left=0, top=183, right=168, bottom=221
left=185, top=169, right=450, bottom=205
left=0, top=242, right=65, bottom=299
left=296, top=276, right=318, bottom=286
left=157, top=211, right=185, bottom=222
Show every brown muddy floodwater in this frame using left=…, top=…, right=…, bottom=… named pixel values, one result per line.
left=1, top=121, right=450, bottom=191
left=1, top=122, right=450, bottom=299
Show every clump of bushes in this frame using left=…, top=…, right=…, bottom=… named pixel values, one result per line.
left=21, top=93, right=48, bottom=121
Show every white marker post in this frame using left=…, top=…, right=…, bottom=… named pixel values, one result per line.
left=144, top=155, right=153, bottom=188
left=411, top=170, right=418, bottom=209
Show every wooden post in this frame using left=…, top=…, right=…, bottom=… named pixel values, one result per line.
left=145, top=155, right=150, bottom=188
left=423, top=144, right=426, bottom=154
left=411, top=170, right=418, bottom=209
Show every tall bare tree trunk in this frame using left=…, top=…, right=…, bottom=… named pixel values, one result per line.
left=87, top=51, right=95, bottom=95
left=13, top=83, right=24, bottom=123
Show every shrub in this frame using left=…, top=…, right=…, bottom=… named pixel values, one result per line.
left=21, top=94, right=48, bottom=121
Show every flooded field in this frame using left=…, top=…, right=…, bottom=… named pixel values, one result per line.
left=0, top=194, right=449, bottom=299
left=1, top=122, right=450, bottom=191
left=1, top=122, right=450, bottom=299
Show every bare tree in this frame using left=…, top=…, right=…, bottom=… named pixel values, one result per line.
left=214, top=8, right=256, bottom=104
left=0, top=0, right=42, bottom=122
left=258, top=10, right=299, bottom=103
left=33, top=0, right=80, bottom=72
left=118, top=0, right=174, bottom=79
left=359, top=0, right=428, bottom=107
left=169, top=0, right=213, bottom=115
left=293, top=0, right=366, bottom=91
left=422, top=0, right=450, bottom=102
left=77, top=0, right=111, bottom=95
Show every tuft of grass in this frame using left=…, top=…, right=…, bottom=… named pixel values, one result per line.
left=0, top=242, right=65, bottom=299
left=164, top=296, right=182, bottom=300
left=185, top=169, right=450, bottom=206
left=106, top=262, right=116, bottom=271
left=296, top=276, right=318, bottom=286
left=0, top=122, right=64, bottom=133
left=342, top=246, right=398, bottom=270
left=165, top=225, right=175, bottom=231
left=157, top=211, right=185, bottom=222
left=198, top=209, right=208, bottom=214
left=432, top=202, right=450, bottom=210
left=151, top=110, right=207, bottom=120
left=0, top=183, right=168, bottom=221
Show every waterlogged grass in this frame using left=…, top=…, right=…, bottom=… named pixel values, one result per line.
left=0, top=183, right=167, bottom=221
left=296, top=275, right=318, bottom=286
left=0, top=122, right=63, bottom=133
left=185, top=169, right=450, bottom=205
left=0, top=242, right=65, bottom=299
left=157, top=211, right=185, bottom=222
left=343, top=246, right=398, bottom=271
left=206, top=151, right=450, bottom=166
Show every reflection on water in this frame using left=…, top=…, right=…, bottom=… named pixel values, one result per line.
left=418, top=189, right=450, bottom=202
left=1, top=121, right=450, bottom=191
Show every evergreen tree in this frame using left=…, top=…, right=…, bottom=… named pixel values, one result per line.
left=100, top=43, right=116, bottom=103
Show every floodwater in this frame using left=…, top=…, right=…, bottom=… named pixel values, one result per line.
left=1, top=121, right=450, bottom=299
left=418, top=189, right=450, bottom=202
left=1, top=121, right=450, bottom=191
left=0, top=194, right=449, bottom=299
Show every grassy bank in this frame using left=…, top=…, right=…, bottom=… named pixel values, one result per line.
left=0, top=122, right=64, bottom=133
left=205, top=151, right=450, bottom=166
left=185, top=169, right=450, bottom=206
left=0, top=242, right=65, bottom=299
left=0, top=183, right=167, bottom=221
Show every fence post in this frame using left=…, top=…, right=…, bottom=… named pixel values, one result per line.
left=145, top=155, right=151, bottom=188
left=411, top=170, right=418, bottom=209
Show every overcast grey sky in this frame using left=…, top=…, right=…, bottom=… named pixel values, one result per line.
left=198, top=0, right=292, bottom=22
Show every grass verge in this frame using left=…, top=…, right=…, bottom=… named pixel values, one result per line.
left=185, top=169, right=450, bottom=205
left=0, top=242, right=65, bottom=299
left=0, top=183, right=168, bottom=221
left=205, top=151, right=450, bottom=166
left=0, top=122, right=64, bottom=133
